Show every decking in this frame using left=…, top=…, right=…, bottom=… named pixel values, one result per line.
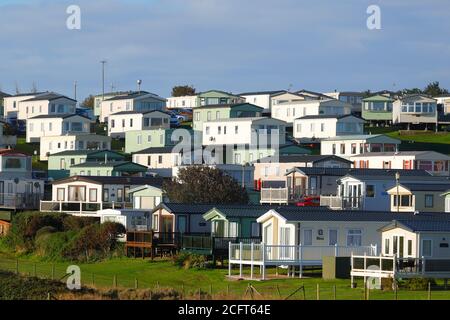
left=125, top=231, right=181, bottom=258
left=181, top=235, right=261, bottom=262
left=351, top=254, right=450, bottom=288
left=229, top=243, right=377, bottom=280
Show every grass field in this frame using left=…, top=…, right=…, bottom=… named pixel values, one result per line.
left=0, top=253, right=449, bottom=300
left=365, top=126, right=450, bottom=155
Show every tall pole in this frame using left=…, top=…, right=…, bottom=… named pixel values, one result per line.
left=74, top=81, right=77, bottom=101
left=395, top=172, right=400, bottom=213
left=100, top=60, right=107, bottom=100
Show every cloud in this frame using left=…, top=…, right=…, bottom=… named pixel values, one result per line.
left=0, top=0, right=449, bottom=99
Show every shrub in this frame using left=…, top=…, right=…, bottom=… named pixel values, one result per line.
left=35, top=231, right=77, bottom=260
left=173, top=252, right=208, bottom=269
left=35, top=226, right=57, bottom=239
left=403, top=278, right=436, bottom=291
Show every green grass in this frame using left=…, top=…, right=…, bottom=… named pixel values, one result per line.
left=386, top=131, right=450, bottom=155
left=363, top=125, right=450, bottom=155
left=15, top=137, right=48, bottom=171
left=0, top=253, right=449, bottom=300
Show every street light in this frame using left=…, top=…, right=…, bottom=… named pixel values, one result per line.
left=395, top=171, right=400, bottom=213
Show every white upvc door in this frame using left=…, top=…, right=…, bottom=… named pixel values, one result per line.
left=264, top=223, right=273, bottom=260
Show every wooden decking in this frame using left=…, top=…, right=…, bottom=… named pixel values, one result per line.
left=125, top=231, right=180, bottom=258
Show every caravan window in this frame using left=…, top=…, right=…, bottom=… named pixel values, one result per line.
left=229, top=222, right=239, bottom=237
left=251, top=222, right=260, bottom=237
left=422, top=239, right=432, bottom=257
left=329, top=229, right=338, bottom=246
left=347, top=229, right=362, bottom=246
left=303, top=229, right=312, bottom=246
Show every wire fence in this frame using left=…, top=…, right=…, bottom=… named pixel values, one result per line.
left=0, top=257, right=449, bottom=300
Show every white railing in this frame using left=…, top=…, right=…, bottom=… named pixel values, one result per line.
left=320, top=196, right=364, bottom=210
left=230, top=243, right=377, bottom=264
left=351, top=254, right=450, bottom=279
left=260, top=188, right=288, bottom=204
left=40, top=200, right=133, bottom=214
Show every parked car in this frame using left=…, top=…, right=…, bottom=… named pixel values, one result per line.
left=295, top=196, right=320, bottom=207
left=170, top=114, right=181, bottom=127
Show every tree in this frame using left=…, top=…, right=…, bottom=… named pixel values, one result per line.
left=163, top=166, right=249, bottom=204
left=81, top=95, right=95, bottom=109
left=423, top=81, right=449, bottom=96
left=171, top=85, right=196, bottom=97
left=400, top=87, right=422, bottom=95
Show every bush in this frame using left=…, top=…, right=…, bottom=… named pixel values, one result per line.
left=35, top=226, right=57, bottom=239
left=35, top=231, right=77, bottom=261
left=403, top=278, right=436, bottom=291
left=173, top=252, right=208, bottom=269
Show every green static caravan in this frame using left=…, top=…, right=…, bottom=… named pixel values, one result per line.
left=362, top=95, right=395, bottom=124
left=48, top=150, right=126, bottom=180
left=195, top=90, right=245, bottom=108
left=69, top=161, right=148, bottom=177
left=125, top=128, right=192, bottom=154
left=129, top=185, right=167, bottom=210
left=192, top=102, right=263, bottom=132
left=180, top=204, right=277, bottom=263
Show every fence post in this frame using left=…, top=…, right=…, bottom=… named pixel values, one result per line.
left=228, top=241, right=232, bottom=278
left=428, top=282, right=431, bottom=300
left=250, top=242, right=254, bottom=280
left=239, top=242, right=243, bottom=278
left=92, top=273, right=95, bottom=287
left=422, top=256, right=426, bottom=275
left=316, top=284, right=320, bottom=300
left=298, top=244, right=303, bottom=278
left=364, top=279, right=367, bottom=300
left=135, top=278, right=139, bottom=290
left=15, top=259, right=19, bottom=275
left=113, top=275, right=117, bottom=288
left=333, top=285, right=336, bottom=300
left=261, top=242, right=266, bottom=280
left=51, top=264, right=55, bottom=280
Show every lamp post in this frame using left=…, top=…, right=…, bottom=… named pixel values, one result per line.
left=100, top=60, right=107, bottom=100
left=395, top=171, right=400, bottom=213
left=242, top=162, right=249, bottom=189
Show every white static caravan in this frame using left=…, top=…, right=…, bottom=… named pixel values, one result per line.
left=228, top=208, right=405, bottom=280
left=97, top=209, right=152, bottom=232
left=351, top=218, right=450, bottom=287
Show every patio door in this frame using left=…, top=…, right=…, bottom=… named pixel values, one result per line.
left=280, top=227, right=291, bottom=259
left=348, top=184, right=360, bottom=208
left=392, top=236, right=405, bottom=258
left=264, top=223, right=273, bottom=260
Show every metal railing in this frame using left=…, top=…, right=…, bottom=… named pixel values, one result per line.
left=320, top=196, right=364, bottom=210
left=181, top=235, right=261, bottom=255
left=0, top=193, right=42, bottom=210
left=40, top=200, right=133, bottom=214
